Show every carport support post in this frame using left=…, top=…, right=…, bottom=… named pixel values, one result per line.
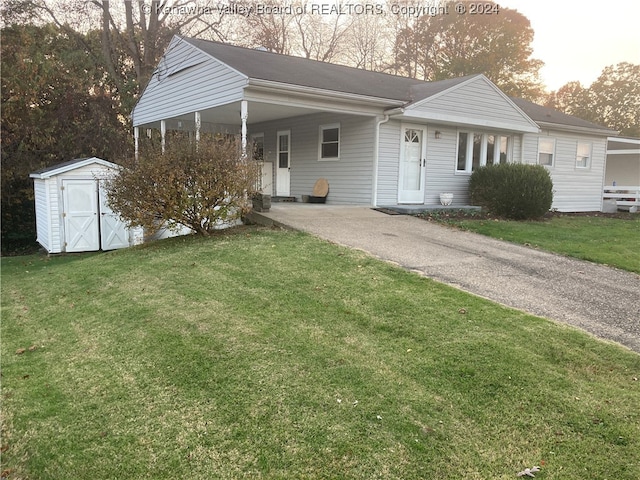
left=161, top=120, right=166, bottom=154
left=195, top=111, right=201, bottom=146
left=241, top=100, right=248, bottom=158
left=134, top=126, right=139, bottom=160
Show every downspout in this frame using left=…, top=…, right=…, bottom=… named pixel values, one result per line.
left=372, top=114, right=390, bottom=207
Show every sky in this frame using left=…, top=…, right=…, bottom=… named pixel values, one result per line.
left=498, top=0, right=640, bottom=91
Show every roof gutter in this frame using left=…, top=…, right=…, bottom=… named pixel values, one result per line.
left=246, top=78, right=406, bottom=110
left=536, top=121, right=618, bottom=137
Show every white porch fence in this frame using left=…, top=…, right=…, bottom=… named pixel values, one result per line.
left=603, top=186, right=640, bottom=212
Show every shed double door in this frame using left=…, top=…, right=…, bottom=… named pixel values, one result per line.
left=61, top=179, right=129, bottom=252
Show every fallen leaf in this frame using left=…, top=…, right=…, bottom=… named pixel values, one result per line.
left=517, top=466, right=541, bottom=477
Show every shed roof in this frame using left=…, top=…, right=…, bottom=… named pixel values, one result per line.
left=30, top=157, right=118, bottom=179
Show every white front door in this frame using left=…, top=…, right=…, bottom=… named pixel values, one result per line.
left=276, top=130, right=291, bottom=196
left=398, top=125, right=427, bottom=204
left=99, top=183, right=129, bottom=250
left=62, top=179, right=100, bottom=252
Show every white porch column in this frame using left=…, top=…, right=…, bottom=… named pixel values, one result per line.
left=134, top=126, right=139, bottom=160
left=240, top=100, right=248, bottom=157
left=194, top=111, right=201, bottom=144
left=160, top=119, right=166, bottom=154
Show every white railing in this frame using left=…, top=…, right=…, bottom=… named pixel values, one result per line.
left=603, top=185, right=640, bottom=212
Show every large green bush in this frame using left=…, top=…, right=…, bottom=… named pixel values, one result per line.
left=469, top=163, right=554, bottom=220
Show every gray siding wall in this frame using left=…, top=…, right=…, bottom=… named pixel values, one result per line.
left=251, top=112, right=376, bottom=205
left=522, top=130, right=607, bottom=212
left=133, top=38, right=247, bottom=126
left=424, top=126, right=471, bottom=205
left=407, top=77, right=536, bottom=131
left=376, top=120, right=401, bottom=205
left=378, top=122, right=524, bottom=206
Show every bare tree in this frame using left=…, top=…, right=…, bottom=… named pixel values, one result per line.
left=241, top=2, right=296, bottom=54
left=342, top=13, right=394, bottom=72
left=293, top=10, right=350, bottom=62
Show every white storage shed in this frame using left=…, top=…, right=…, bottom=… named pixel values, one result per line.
left=30, top=157, right=142, bottom=253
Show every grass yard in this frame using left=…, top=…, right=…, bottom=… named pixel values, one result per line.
left=2, top=227, right=639, bottom=479
left=425, top=213, right=640, bottom=274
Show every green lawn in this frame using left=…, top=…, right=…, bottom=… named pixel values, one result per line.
left=2, top=228, right=639, bottom=479
left=432, top=214, right=640, bottom=274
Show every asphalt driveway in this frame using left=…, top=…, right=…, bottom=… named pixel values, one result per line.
left=251, top=204, right=640, bottom=353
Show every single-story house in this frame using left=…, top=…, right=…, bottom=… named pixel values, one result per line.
left=132, top=36, right=617, bottom=212
left=30, top=157, right=143, bottom=253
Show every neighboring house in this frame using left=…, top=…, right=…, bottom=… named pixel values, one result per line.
left=132, top=36, right=617, bottom=212
left=30, top=157, right=143, bottom=253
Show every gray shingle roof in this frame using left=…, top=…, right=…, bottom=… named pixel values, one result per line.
left=183, top=37, right=615, bottom=134
left=510, top=97, right=616, bottom=134
left=183, top=37, right=472, bottom=103
left=30, top=157, right=92, bottom=175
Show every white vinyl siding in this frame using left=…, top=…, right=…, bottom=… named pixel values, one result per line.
left=33, top=180, right=50, bottom=251
left=378, top=122, right=474, bottom=206
left=132, top=37, right=247, bottom=126
left=377, top=120, right=402, bottom=205
left=523, top=131, right=607, bottom=211
left=251, top=113, right=376, bottom=205
left=404, top=76, right=538, bottom=133
left=425, top=126, right=471, bottom=205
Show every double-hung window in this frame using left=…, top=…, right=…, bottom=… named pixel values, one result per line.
left=456, top=132, right=511, bottom=173
left=576, top=142, right=591, bottom=169
left=538, top=138, right=555, bottom=166
left=319, top=124, right=340, bottom=160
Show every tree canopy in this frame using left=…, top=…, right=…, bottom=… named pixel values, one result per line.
left=393, top=2, right=544, bottom=100
left=547, top=63, right=640, bottom=136
left=1, top=22, right=131, bottom=253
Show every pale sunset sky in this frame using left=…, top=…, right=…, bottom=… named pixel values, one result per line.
left=498, top=0, right=640, bottom=91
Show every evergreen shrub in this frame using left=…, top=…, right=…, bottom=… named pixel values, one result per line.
left=468, top=163, right=554, bottom=220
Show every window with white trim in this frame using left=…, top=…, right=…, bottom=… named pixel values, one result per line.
left=576, top=142, right=591, bottom=169
left=278, top=131, right=290, bottom=168
left=538, top=138, right=555, bottom=166
left=456, top=131, right=511, bottom=173
left=319, top=124, right=340, bottom=160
